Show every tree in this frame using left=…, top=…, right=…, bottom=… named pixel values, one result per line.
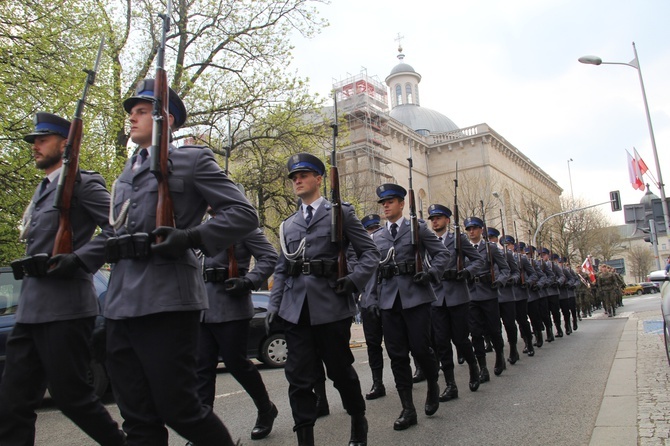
left=628, top=245, right=654, bottom=282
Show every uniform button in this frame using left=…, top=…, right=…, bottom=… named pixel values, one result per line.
left=306, top=243, right=311, bottom=247
left=35, top=207, right=40, bottom=211
left=130, top=221, right=135, bottom=226
left=134, top=186, right=139, bottom=191
left=132, top=203, right=137, bottom=208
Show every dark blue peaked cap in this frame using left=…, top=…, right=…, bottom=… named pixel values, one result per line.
left=361, top=214, right=381, bottom=228
left=24, top=112, right=71, bottom=143
left=376, top=183, right=407, bottom=203
left=487, top=227, right=500, bottom=238
left=427, top=204, right=452, bottom=219
left=463, top=217, right=484, bottom=229
left=123, top=78, right=187, bottom=128
left=502, top=235, right=515, bottom=245
left=286, top=153, right=325, bottom=178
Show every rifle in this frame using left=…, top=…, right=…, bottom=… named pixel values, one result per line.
left=480, top=200, right=495, bottom=282
left=150, top=0, right=175, bottom=243
left=223, top=115, right=239, bottom=278
left=407, top=143, right=423, bottom=273
left=499, top=208, right=506, bottom=246
left=514, top=221, right=525, bottom=286
left=329, top=91, right=347, bottom=280
left=52, top=37, right=105, bottom=256
left=453, top=163, right=463, bottom=272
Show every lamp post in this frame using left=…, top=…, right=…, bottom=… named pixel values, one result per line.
left=579, top=42, right=670, bottom=241
left=567, top=158, right=574, bottom=206
left=492, top=191, right=506, bottom=229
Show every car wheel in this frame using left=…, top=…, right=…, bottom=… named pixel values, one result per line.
left=636, top=290, right=643, bottom=295
left=665, top=321, right=670, bottom=366
left=260, top=333, right=288, bottom=368
left=87, top=360, right=109, bottom=398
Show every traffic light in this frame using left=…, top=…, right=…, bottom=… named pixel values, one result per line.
left=610, top=190, right=621, bottom=212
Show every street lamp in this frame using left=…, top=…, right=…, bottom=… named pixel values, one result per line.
left=579, top=42, right=670, bottom=240
left=492, top=191, right=506, bottom=229
left=567, top=158, right=574, bottom=206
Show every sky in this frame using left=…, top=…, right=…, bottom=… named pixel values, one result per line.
left=287, top=0, right=670, bottom=226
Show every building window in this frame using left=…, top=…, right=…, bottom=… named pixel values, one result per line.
left=395, top=84, right=402, bottom=106
left=406, top=83, right=413, bottom=104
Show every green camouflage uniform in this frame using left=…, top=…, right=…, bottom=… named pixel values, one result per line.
left=575, top=272, right=592, bottom=317
left=595, top=270, right=618, bottom=316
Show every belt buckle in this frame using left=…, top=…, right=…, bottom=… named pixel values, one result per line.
left=474, top=276, right=481, bottom=283
left=393, top=265, right=400, bottom=276
left=302, top=262, right=311, bottom=275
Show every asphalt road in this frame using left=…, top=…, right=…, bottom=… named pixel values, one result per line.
left=34, top=296, right=659, bottom=446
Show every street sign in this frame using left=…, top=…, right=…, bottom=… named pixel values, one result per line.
left=624, top=203, right=646, bottom=224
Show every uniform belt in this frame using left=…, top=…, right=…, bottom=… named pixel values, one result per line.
left=378, top=261, right=417, bottom=280
left=473, top=273, right=492, bottom=284
left=203, top=267, right=248, bottom=283
left=286, top=259, right=337, bottom=278
left=10, top=253, right=50, bottom=280
left=105, top=233, right=151, bottom=263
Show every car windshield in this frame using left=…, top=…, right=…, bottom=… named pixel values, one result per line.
left=0, top=271, right=20, bottom=316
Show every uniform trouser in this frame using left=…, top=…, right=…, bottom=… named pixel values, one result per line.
left=603, top=290, right=617, bottom=314
left=381, top=299, right=438, bottom=390
left=106, top=311, right=233, bottom=446
left=559, top=298, right=571, bottom=329
left=361, top=306, right=384, bottom=371
left=469, top=298, right=504, bottom=358
left=283, top=309, right=364, bottom=430
left=547, top=294, right=562, bottom=331
left=538, top=296, right=553, bottom=335
left=196, top=319, right=271, bottom=411
left=526, top=299, right=545, bottom=334
left=0, top=319, right=123, bottom=446
left=514, top=299, right=533, bottom=341
left=431, top=301, right=476, bottom=374
left=498, top=301, right=518, bottom=344
left=568, top=295, right=578, bottom=322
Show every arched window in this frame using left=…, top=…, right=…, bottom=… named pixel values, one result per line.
left=406, top=83, right=413, bottom=104
left=395, top=84, right=402, bottom=106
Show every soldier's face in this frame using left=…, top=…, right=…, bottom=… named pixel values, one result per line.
left=32, top=134, right=65, bottom=173
left=291, top=171, right=322, bottom=200
left=380, top=197, right=404, bottom=221
left=430, top=215, right=448, bottom=233
left=128, top=102, right=175, bottom=148
left=465, top=226, right=482, bottom=242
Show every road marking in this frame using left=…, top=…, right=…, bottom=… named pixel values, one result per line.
left=215, top=390, right=245, bottom=399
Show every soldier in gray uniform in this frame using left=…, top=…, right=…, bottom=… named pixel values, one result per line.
left=426, top=204, right=484, bottom=399
left=367, top=184, right=449, bottom=431
left=540, top=248, right=563, bottom=338
left=0, top=113, right=125, bottom=445
left=564, top=261, right=579, bottom=329
left=196, top=221, right=279, bottom=440
left=510, top=241, right=539, bottom=356
left=464, top=217, right=510, bottom=382
left=556, top=256, right=573, bottom=335
left=104, top=79, right=258, bottom=445
left=526, top=246, right=554, bottom=346
left=267, top=153, right=379, bottom=446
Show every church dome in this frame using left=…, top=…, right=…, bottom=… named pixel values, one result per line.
left=387, top=62, right=420, bottom=79
left=640, top=184, right=659, bottom=208
left=390, top=104, right=460, bottom=136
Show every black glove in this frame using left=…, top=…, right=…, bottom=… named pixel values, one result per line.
left=368, top=304, right=381, bottom=320
left=47, top=253, right=85, bottom=279
left=456, top=269, right=471, bottom=282
left=265, top=311, right=277, bottom=335
left=151, top=226, right=202, bottom=259
left=491, top=280, right=504, bottom=289
left=335, top=276, right=357, bottom=296
left=413, top=271, right=433, bottom=286
left=224, top=277, right=253, bottom=297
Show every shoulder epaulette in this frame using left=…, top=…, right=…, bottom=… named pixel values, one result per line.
left=80, top=169, right=100, bottom=175
left=178, top=144, right=207, bottom=150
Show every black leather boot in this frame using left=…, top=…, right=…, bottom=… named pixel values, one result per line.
left=439, top=369, right=458, bottom=401
left=251, top=402, right=278, bottom=440
left=525, top=334, right=535, bottom=357
left=457, top=356, right=465, bottom=365
left=365, top=369, right=386, bottom=400
left=477, top=356, right=489, bottom=383
left=533, top=330, right=543, bottom=348
left=546, top=326, right=555, bottom=342
left=348, top=413, right=368, bottom=446
left=556, top=325, right=564, bottom=337
left=314, top=380, right=329, bottom=418
left=493, top=349, right=506, bottom=376
left=296, top=426, right=315, bottom=446
left=507, top=342, right=519, bottom=365
left=425, top=379, right=440, bottom=415
left=484, top=336, right=494, bottom=352
left=467, top=359, right=480, bottom=391
left=393, top=389, right=417, bottom=431
left=412, top=365, right=425, bottom=383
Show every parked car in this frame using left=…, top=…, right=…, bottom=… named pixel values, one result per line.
left=623, top=283, right=644, bottom=296
left=248, top=291, right=287, bottom=368
left=652, top=270, right=670, bottom=365
left=640, top=282, right=661, bottom=295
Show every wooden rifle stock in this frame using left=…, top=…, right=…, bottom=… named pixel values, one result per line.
left=480, top=200, right=495, bottom=281
left=514, top=221, right=525, bottom=286
left=52, top=37, right=104, bottom=256
left=453, top=166, right=463, bottom=271
left=330, top=92, right=347, bottom=279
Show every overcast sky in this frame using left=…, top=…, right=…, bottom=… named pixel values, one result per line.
left=288, top=0, right=670, bottom=225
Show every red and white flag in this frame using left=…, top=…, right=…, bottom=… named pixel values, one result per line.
left=627, top=150, right=644, bottom=190
left=582, top=256, right=596, bottom=283
left=634, top=148, right=649, bottom=176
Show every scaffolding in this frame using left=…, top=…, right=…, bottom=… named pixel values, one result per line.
left=333, top=70, right=395, bottom=213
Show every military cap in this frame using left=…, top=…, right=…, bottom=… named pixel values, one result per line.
left=525, top=244, right=536, bottom=253
left=518, top=241, right=527, bottom=250
left=551, top=253, right=560, bottom=261
left=559, top=256, right=567, bottom=263
left=361, top=214, right=381, bottom=228
left=540, top=247, right=550, bottom=255
left=123, top=78, right=187, bottom=128
left=502, top=235, right=515, bottom=245
left=286, top=153, right=325, bottom=178
left=463, top=217, right=484, bottom=229
left=427, top=204, right=452, bottom=219
left=24, top=112, right=71, bottom=143
left=376, top=183, right=407, bottom=203
left=487, top=227, right=500, bottom=238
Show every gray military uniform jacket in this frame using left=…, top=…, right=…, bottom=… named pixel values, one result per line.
left=17, top=170, right=113, bottom=324
left=516, top=254, right=539, bottom=302
left=467, top=241, right=510, bottom=302
left=105, top=145, right=259, bottom=319
left=543, top=260, right=559, bottom=297
left=358, top=227, right=383, bottom=310
left=497, top=248, right=519, bottom=303
left=268, top=201, right=380, bottom=325
left=554, top=263, right=568, bottom=300
left=368, top=219, right=449, bottom=310
left=202, top=228, right=278, bottom=323
left=432, top=232, right=484, bottom=308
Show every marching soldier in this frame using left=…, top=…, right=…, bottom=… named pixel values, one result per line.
left=564, top=260, right=580, bottom=330
left=426, top=204, right=484, bottom=399
left=0, top=113, right=125, bottom=445
left=266, top=153, right=379, bottom=446
left=367, top=184, right=449, bottom=431
left=596, top=265, right=618, bottom=317
left=525, top=245, right=552, bottom=347
left=464, top=217, right=510, bottom=382
left=575, top=265, right=593, bottom=318
left=556, top=257, right=573, bottom=335
left=540, top=249, right=563, bottom=337
left=505, top=237, right=538, bottom=358
left=196, top=220, right=279, bottom=440
left=104, top=79, right=259, bottom=445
